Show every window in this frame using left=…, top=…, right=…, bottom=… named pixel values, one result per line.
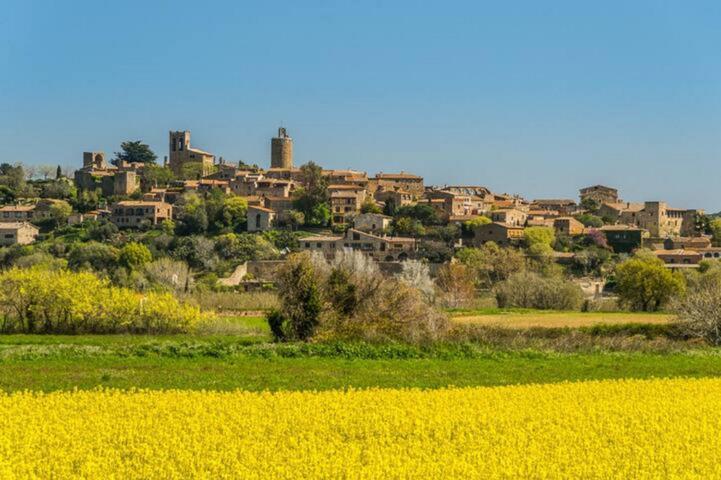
left=4, top=234, right=13, bottom=239
left=255, top=214, right=261, bottom=229
left=304, top=242, right=310, bottom=248
left=353, top=232, right=360, bottom=241
left=316, top=243, right=322, bottom=248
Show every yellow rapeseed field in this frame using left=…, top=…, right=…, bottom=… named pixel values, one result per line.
left=1, top=378, right=720, bottom=479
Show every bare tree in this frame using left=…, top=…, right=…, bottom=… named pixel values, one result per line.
left=38, top=165, right=55, bottom=180
left=674, top=282, right=721, bottom=345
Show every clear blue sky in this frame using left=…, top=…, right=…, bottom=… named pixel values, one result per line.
left=2, top=1, right=721, bottom=210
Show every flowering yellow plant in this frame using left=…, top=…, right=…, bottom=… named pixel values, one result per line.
left=1, top=378, right=720, bottom=478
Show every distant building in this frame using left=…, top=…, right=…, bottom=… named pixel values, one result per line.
left=299, top=228, right=416, bottom=261
left=654, top=249, right=702, bottom=266
left=552, top=217, right=585, bottom=236
left=579, top=185, right=619, bottom=205
left=599, top=225, right=646, bottom=253
left=369, top=172, right=424, bottom=197
left=168, top=130, right=215, bottom=179
left=490, top=208, right=527, bottom=227
left=110, top=201, right=172, bottom=228
left=0, top=222, right=39, bottom=246
left=472, top=222, right=525, bottom=246
left=0, top=205, right=36, bottom=222
left=531, top=199, right=577, bottom=215
left=247, top=205, right=276, bottom=232
left=329, top=185, right=366, bottom=224
left=353, top=213, right=392, bottom=233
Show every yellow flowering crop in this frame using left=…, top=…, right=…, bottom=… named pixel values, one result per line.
left=1, top=378, right=720, bottom=479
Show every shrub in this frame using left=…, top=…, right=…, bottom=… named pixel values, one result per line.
left=435, top=262, right=476, bottom=308
left=494, top=272, right=584, bottom=310
left=0, top=267, right=201, bottom=334
left=270, top=250, right=448, bottom=344
left=119, top=242, right=153, bottom=270
left=615, top=256, right=685, bottom=311
left=673, top=275, right=721, bottom=344
left=272, top=252, right=324, bottom=341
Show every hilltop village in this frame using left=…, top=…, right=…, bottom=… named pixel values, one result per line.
left=0, top=127, right=718, bottom=295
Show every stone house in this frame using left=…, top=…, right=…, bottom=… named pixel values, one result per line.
left=423, top=190, right=486, bottom=219
left=0, top=222, right=39, bottom=246
left=264, top=196, right=295, bottom=223
left=599, top=225, right=646, bottom=253
left=369, top=172, right=424, bottom=197
left=247, top=205, right=276, bottom=232
left=635, top=202, right=701, bottom=238
left=654, top=249, right=702, bottom=266
left=663, top=236, right=712, bottom=251
left=0, top=205, right=36, bottom=222
left=696, top=247, right=721, bottom=260
left=579, top=185, right=619, bottom=205
left=472, top=222, right=525, bottom=246
left=553, top=217, right=585, bottom=236
left=299, top=228, right=416, bottom=261
left=110, top=201, right=172, bottom=228
left=329, top=185, right=366, bottom=224
left=374, top=190, right=415, bottom=211
left=531, top=199, right=577, bottom=215
left=490, top=208, right=527, bottom=227
left=322, top=170, right=369, bottom=189
left=353, top=213, right=392, bottom=233
left=598, top=202, right=644, bottom=223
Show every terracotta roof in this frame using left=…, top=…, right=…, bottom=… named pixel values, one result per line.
left=115, top=201, right=171, bottom=207
left=0, top=205, right=35, bottom=212
left=375, top=172, right=423, bottom=180
left=0, top=222, right=39, bottom=231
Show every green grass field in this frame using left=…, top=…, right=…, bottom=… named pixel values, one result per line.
left=2, top=311, right=718, bottom=393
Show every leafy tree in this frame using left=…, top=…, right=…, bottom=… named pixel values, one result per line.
left=214, top=233, right=277, bottom=262
left=171, top=236, right=218, bottom=271
left=56, top=165, right=63, bottom=179
left=455, top=243, right=525, bottom=288
left=221, top=196, right=248, bottom=229
left=463, top=215, right=492, bottom=230
left=272, top=252, right=324, bottom=341
left=119, top=242, right=153, bottom=270
left=48, top=200, right=72, bottom=228
left=40, top=179, right=76, bottom=200
left=396, top=204, right=441, bottom=226
left=113, top=140, right=157, bottom=166
left=141, top=164, right=174, bottom=190
left=393, top=217, right=425, bottom=236
left=0, top=163, right=26, bottom=193
left=68, top=242, right=120, bottom=273
left=292, top=162, right=329, bottom=227
left=263, top=230, right=301, bottom=251
left=710, top=218, right=721, bottom=247
left=575, top=213, right=604, bottom=228
left=580, top=196, right=601, bottom=213
left=73, top=190, right=101, bottom=213
left=615, top=256, right=685, bottom=311
left=360, top=198, right=382, bottom=214
left=524, top=226, right=555, bottom=248
left=175, top=192, right=209, bottom=234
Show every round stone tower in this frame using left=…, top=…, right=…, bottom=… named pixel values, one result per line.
left=270, top=127, right=293, bottom=169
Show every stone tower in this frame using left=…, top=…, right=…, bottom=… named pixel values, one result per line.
left=270, top=127, right=293, bottom=169
left=168, top=130, right=215, bottom=179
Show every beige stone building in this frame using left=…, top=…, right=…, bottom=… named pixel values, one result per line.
left=168, top=130, right=215, bottom=179
left=654, top=249, right=702, bottom=266
left=110, top=201, right=172, bottom=228
left=322, top=170, right=369, bottom=189
left=531, top=199, right=577, bottom=215
left=329, top=185, right=366, bottom=224
left=552, top=217, right=585, bottom=236
left=374, top=190, right=415, bottom=211
left=579, top=185, right=619, bottom=205
left=247, top=205, right=276, bottom=232
left=490, top=208, right=527, bottom=227
left=423, top=190, right=486, bottom=219
left=0, top=222, right=39, bottom=246
left=636, top=201, right=701, bottom=238
left=472, top=222, right=525, bottom=246
left=369, top=172, right=424, bottom=197
left=0, top=205, right=36, bottom=222
left=353, top=213, right=392, bottom=233
left=300, top=228, right=416, bottom=261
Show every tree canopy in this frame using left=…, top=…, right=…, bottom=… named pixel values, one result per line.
left=113, top=141, right=157, bottom=166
